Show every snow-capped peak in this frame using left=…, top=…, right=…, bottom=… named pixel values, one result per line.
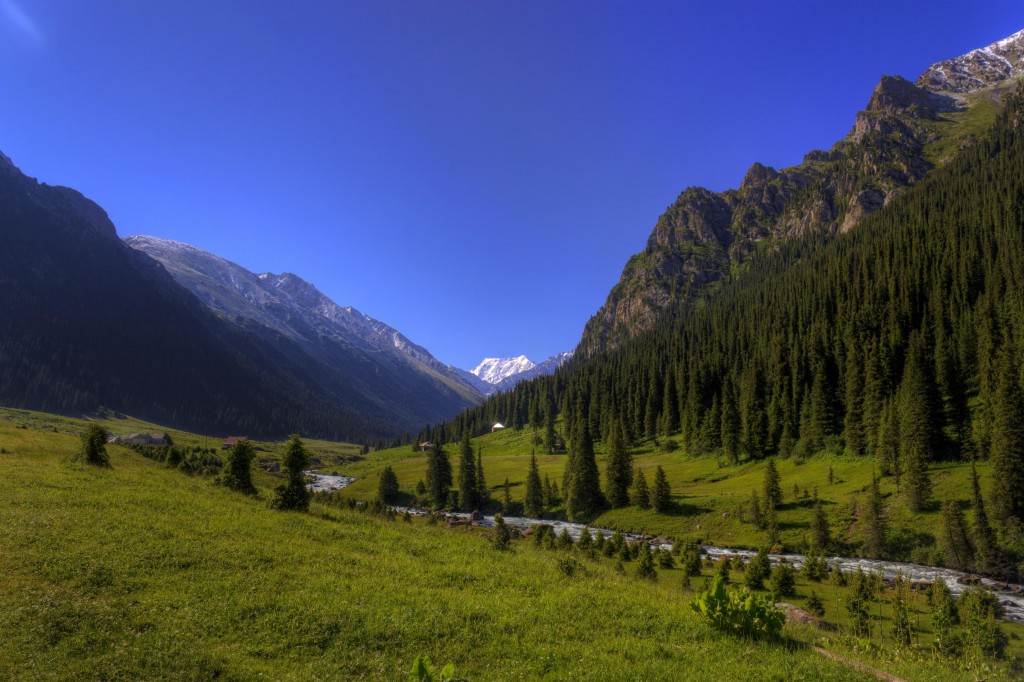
left=917, top=27, right=1024, bottom=94
left=471, top=355, right=536, bottom=385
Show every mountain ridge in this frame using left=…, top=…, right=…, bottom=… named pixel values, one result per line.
left=576, top=27, right=1024, bottom=358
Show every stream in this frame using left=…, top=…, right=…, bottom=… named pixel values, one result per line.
left=306, top=472, right=1024, bottom=622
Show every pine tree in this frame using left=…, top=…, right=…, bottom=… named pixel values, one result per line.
left=720, top=380, right=741, bottom=464
left=890, top=571, right=913, bottom=649
left=652, top=465, right=671, bottom=512
left=524, top=453, right=544, bottom=518
left=425, top=443, right=452, bottom=509
left=502, top=477, right=513, bottom=513
left=377, top=465, right=399, bottom=503
left=763, top=458, right=783, bottom=508
left=221, top=438, right=257, bottom=495
left=811, top=498, right=830, bottom=551
left=272, top=433, right=311, bottom=511
left=740, top=364, right=768, bottom=458
left=970, top=463, right=999, bottom=574
left=565, top=418, right=603, bottom=521
left=875, top=399, right=899, bottom=477
left=604, top=415, right=632, bottom=507
left=929, top=577, right=957, bottom=655
left=750, top=489, right=763, bottom=529
left=989, top=346, right=1024, bottom=523
left=806, top=592, right=825, bottom=618
left=744, top=547, right=770, bottom=590
left=861, top=473, right=886, bottom=559
left=458, top=431, right=477, bottom=511
left=844, top=342, right=866, bottom=456
left=475, top=450, right=488, bottom=507
left=899, top=333, right=938, bottom=512
left=543, top=389, right=557, bottom=453
left=79, top=423, right=110, bottom=467
left=636, top=544, right=657, bottom=581
left=631, top=469, right=650, bottom=509
left=937, top=498, right=973, bottom=571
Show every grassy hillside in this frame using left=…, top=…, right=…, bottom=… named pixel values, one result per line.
left=0, top=414, right=904, bottom=681
left=345, top=426, right=999, bottom=563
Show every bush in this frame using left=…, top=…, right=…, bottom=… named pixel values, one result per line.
left=744, top=548, right=770, bottom=590
left=556, top=555, right=585, bottom=578
left=78, top=424, right=110, bottom=467
left=690, top=575, right=785, bottom=641
left=767, top=564, right=796, bottom=601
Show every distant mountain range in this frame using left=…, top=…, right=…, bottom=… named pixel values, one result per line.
left=470, top=352, right=574, bottom=395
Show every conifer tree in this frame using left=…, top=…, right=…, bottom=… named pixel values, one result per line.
left=890, top=571, right=912, bottom=649
left=79, top=423, right=110, bottom=467
left=475, top=449, right=488, bottom=507
left=458, top=431, right=477, bottom=510
left=221, top=438, right=257, bottom=495
left=636, top=543, right=657, bottom=580
left=740, top=364, right=768, bottom=458
left=565, top=418, right=603, bottom=521
left=652, top=465, right=671, bottom=513
left=425, top=443, right=452, bottom=509
left=875, top=400, right=899, bottom=477
left=844, top=342, right=866, bottom=456
left=763, top=458, right=783, bottom=508
left=899, top=333, right=939, bottom=512
left=763, top=496, right=779, bottom=546
left=524, top=453, right=544, bottom=518
left=543, top=389, right=557, bottom=453
left=861, top=473, right=886, bottom=558
left=502, top=477, right=513, bottom=513
left=937, top=498, right=973, bottom=571
left=989, top=346, right=1024, bottom=523
left=805, top=364, right=836, bottom=451
left=929, top=577, right=957, bottom=655
left=376, top=465, right=399, bottom=504
left=750, top=489, right=763, bottom=529
left=720, top=380, right=741, bottom=464
left=970, top=463, right=999, bottom=574
left=631, top=469, right=650, bottom=509
left=811, top=498, right=830, bottom=551
left=543, top=474, right=554, bottom=508
left=744, top=547, right=770, bottom=590
left=604, top=415, right=632, bottom=507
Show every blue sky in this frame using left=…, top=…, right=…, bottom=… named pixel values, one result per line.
left=1, top=1, right=1021, bottom=369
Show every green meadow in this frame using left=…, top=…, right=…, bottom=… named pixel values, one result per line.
left=344, top=425, right=994, bottom=561
left=0, top=410, right=1021, bottom=680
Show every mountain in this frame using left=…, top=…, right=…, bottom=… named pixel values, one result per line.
left=125, top=235, right=486, bottom=425
left=471, top=356, right=536, bottom=385
left=470, top=351, right=574, bottom=394
left=0, top=155, right=479, bottom=440
left=0, top=153, right=400, bottom=441
left=577, top=29, right=1024, bottom=358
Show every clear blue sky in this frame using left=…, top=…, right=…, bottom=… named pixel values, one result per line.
left=1, top=1, right=1020, bottom=369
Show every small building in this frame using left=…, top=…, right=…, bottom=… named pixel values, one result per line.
left=111, top=432, right=168, bottom=446
left=223, top=436, right=248, bottom=450
left=491, top=423, right=506, bottom=432
left=419, top=442, right=433, bottom=452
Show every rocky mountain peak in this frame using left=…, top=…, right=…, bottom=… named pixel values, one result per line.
left=865, top=75, right=942, bottom=119
left=917, top=28, right=1024, bottom=94
left=739, top=162, right=779, bottom=190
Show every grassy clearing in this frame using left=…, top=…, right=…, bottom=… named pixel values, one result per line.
left=343, top=426, right=995, bottom=562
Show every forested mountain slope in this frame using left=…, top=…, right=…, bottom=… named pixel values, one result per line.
left=578, top=30, right=1022, bottom=358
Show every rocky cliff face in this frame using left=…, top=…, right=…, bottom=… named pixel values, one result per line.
left=577, top=29, right=1023, bottom=358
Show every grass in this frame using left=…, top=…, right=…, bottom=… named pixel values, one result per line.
left=343, top=426, right=999, bottom=564
left=4, top=414, right=1019, bottom=679
left=0, top=414, right=903, bottom=681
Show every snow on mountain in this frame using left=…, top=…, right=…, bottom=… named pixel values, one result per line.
left=470, top=351, right=574, bottom=395
left=471, top=355, right=536, bottom=385
left=917, top=28, right=1024, bottom=95
left=124, top=235, right=487, bottom=405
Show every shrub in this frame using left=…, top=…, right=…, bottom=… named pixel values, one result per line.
left=767, top=564, right=796, bottom=601
left=690, top=575, right=785, bottom=641
left=78, top=424, right=110, bottom=467
left=556, top=555, right=585, bottom=578
left=408, top=655, right=464, bottom=682
left=744, top=548, right=770, bottom=590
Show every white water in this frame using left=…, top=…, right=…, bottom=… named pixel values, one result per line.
left=304, top=471, right=355, bottom=493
